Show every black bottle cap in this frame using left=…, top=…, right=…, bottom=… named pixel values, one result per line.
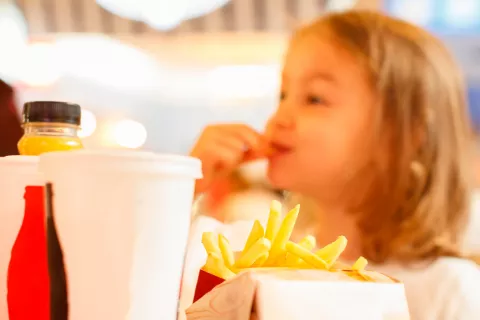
left=22, top=101, right=81, bottom=125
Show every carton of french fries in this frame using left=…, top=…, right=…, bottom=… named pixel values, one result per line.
left=186, top=201, right=410, bottom=320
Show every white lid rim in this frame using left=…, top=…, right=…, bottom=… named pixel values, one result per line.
left=39, top=150, right=202, bottom=179
left=0, top=156, right=40, bottom=175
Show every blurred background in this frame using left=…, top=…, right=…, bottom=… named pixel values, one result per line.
left=2, top=0, right=480, bottom=230
left=1, top=0, right=479, bottom=152
left=3, top=0, right=478, bottom=153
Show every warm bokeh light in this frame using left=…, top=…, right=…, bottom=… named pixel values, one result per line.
left=113, top=119, right=147, bottom=149
left=78, top=109, right=97, bottom=138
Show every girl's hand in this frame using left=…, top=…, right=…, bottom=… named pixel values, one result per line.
left=190, top=124, right=265, bottom=195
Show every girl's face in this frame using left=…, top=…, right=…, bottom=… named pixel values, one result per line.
left=265, top=32, right=376, bottom=200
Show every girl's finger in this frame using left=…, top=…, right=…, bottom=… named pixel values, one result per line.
left=223, top=125, right=263, bottom=152
left=215, top=134, right=268, bottom=164
left=205, top=143, right=243, bottom=174
left=214, top=135, right=249, bottom=154
left=242, top=148, right=266, bottom=163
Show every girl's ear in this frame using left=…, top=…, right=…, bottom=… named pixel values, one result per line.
left=409, top=160, right=427, bottom=203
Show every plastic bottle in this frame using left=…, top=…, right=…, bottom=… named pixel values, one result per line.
left=17, top=101, right=83, bottom=156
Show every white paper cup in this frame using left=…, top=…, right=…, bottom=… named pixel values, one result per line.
left=0, top=156, right=42, bottom=320
left=39, top=150, right=202, bottom=320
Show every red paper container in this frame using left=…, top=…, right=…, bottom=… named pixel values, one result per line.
left=193, top=270, right=225, bottom=303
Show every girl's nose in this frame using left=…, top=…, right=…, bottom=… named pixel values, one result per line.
left=269, top=108, right=295, bottom=130
left=265, top=108, right=295, bottom=141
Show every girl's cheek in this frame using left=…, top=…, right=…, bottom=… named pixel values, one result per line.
left=263, top=118, right=275, bottom=139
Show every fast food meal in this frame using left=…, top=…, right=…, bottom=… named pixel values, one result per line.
left=190, top=201, right=409, bottom=320
left=200, top=200, right=369, bottom=280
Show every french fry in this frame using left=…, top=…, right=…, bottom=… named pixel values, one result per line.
left=236, top=238, right=271, bottom=269
left=271, top=251, right=288, bottom=267
left=241, top=220, right=265, bottom=255
left=285, top=235, right=317, bottom=266
left=315, top=236, right=348, bottom=268
left=202, top=252, right=219, bottom=275
left=218, top=234, right=235, bottom=269
left=201, top=204, right=359, bottom=275
left=300, top=235, right=317, bottom=250
left=352, top=256, right=368, bottom=271
left=285, top=254, right=301, bottom=267
left=344, top=270, right=370, bottom=282
left=203, top=253, right=236, bottom=279
left=265, top=205, right=300, bottom=264
left=251, top=252, right=269, bottom=267
left=202, top=232, right=221, bottom=256
left=265, top=200, right=282, bottom=242
left=286, top=241, right=327, bottom=269
left=297, top=260, right=314, bottom=269
left=331, top=261, right=351, bottom=270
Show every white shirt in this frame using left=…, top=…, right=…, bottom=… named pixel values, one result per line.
left=181, top=216, right=480, bottom=320
left=376, top=258, right=480, bottom=320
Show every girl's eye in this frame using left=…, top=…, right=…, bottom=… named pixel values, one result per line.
left=307, top=95, right=325, bottom=105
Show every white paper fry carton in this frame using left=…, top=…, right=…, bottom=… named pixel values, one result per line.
left=186, top=268, right=410, bottom=320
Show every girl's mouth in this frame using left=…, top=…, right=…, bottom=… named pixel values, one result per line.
left=268, top=142, right=294, bottom=155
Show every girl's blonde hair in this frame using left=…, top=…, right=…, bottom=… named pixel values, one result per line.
left=293, top=11, right=473, bottom=263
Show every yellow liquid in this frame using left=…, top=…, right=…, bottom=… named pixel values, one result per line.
left=18, top=136, right=84, bottom=156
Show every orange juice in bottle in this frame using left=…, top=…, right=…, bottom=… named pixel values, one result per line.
left=17, top=101, right=83, bottom=156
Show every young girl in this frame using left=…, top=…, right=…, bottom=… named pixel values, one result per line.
left=188, top=10, right=480, bottom=319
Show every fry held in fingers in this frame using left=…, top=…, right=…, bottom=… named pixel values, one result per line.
left=200, top=201, right=369, bottom=279
left=189, top=124, right=265, bottom=194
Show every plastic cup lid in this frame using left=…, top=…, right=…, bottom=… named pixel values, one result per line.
left=0, top=155, right=39, bottom=173
left=39, top=149, right=202, bottom=178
